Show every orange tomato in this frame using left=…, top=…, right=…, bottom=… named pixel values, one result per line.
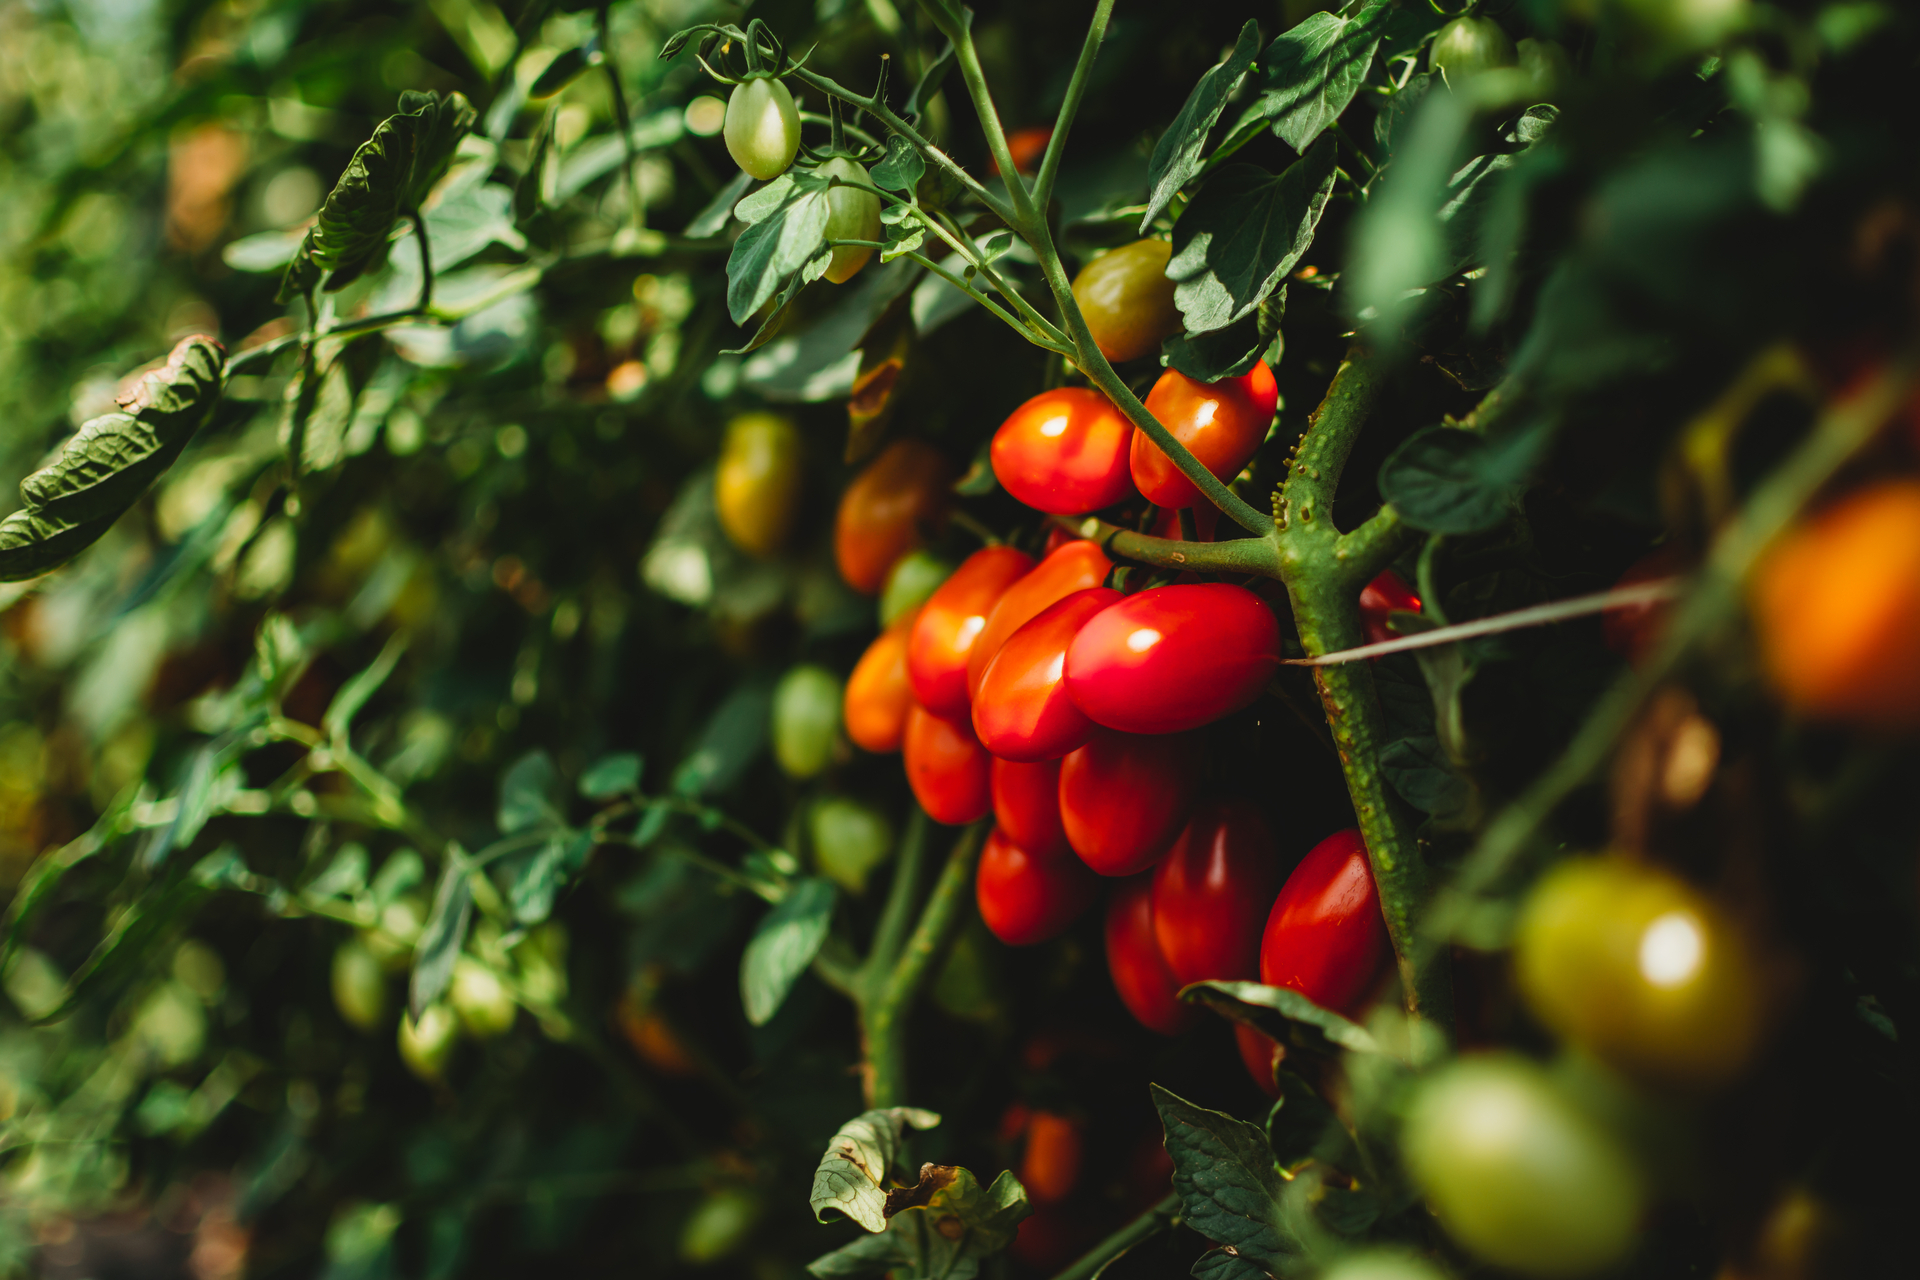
left=1129, top=362, right=1279, bottom=510
left=1020, top=1111, right=1085, bottom=1205
left=908, top=545, right=1035, bottom=719
left=991, top=388, right=1138, bottom=515
left=844, top=610, right=919, bottom=753
left=835, top=439, right=954, bottom=594
left=965, top=538, right=1113, bottom=700
left=989, top=125, right=1053, bottom=177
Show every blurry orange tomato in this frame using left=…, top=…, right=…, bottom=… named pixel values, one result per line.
left=845, top=610, right=918, bottom=753
left=835, top=440, right=954, bottom=594
left=1019, top=1111, right=1084, bottom=1205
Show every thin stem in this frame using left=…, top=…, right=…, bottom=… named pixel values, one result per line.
left=598, top=3, right=647, bottom=233
left=798, top=111, right=883, bottom=148
left=923, top=212, right=1072, bottom=349
left=864, top=806, right=931, bottom=1000
left=409, top=209, right=435, bottom=312
left=904, top=251, right=1074, bottom=356
left=1049, top=1192, right=1182, bottom=1280
left=1033, top=0, right=1114, bottom=211
left=938, top=8, right=1039, bottom=230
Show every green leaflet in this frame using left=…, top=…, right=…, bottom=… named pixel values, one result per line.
left=1141, top=20, right=1263, bottom=233
left=1152, top=1084, right=1296, bottom=1272
left=809, top=1106, right=942, bottom=1231
left=1168, top=140, right=1338, bottom=335
left=806, top=1164, right=1029, bottom=1280
left=1179, top=979, right=1382, bottom=1058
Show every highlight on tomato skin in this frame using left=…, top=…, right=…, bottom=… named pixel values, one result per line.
left=1150, top=799, right=1282, bottom=988
left=976, top=828, right=1098, bottom=946
left=844, top=609, right=918, bottom=753
left=1259, top=828, right=1393, bottom=1020
left=1065, top=584, right=1281, bottom=735
left=973, top=588, right=1121, bottom=762
left=990, top=387, right=1138, bottom=515
left=966, top=538, right=1113, bottom=701
left=834, top=439, right=955, bottom=595
left=1059, top=729, right=1201, bottom=877
left=1358, top=570, right=1422, bottom=646
left=1103, top=872, right=1198, bottom=1035
left=1129, top=361, right=1278, bottom=510
left=991, top=756, right=1068, bottom=859
left=907, top=545, right=1035, bottom=720
left=902, top=704, right=992, bottom=825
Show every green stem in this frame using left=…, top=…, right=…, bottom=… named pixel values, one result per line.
left=1062, top=515, right=1281, bottom=577
left=865, top=806, right=931, bottom=1000
left=1032, top=0, right=1114, bottom=211
left=925, top=211, right=1073, bottom=349
left=409, top=208, right=434, bottom=312
left=935, top=6, right=1040, bottom=229
left=598, top=3, right=647, bottom=234
left=1049, top=1192, right=1181, bottom=1280
left=904, top=251, right=1074, bottom=356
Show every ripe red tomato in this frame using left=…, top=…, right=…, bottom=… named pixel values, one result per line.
left=966, top=539, right=1113, bottom=700
left=976, top=827, right=1098, bottom=946
left=1259, top=828, right=1392, bottom=1019
left=844, top=609, right=917, bottom=753
left=1150, top=800, right=1281, bottom=987
left=1059, top=730, right=1200, bottom=876
left=991, top=388, right=1137, bottom=515
left=908, top=545, right=1034, bottom=719
left=1128, top=362, right=1278, bottom=509
left=1358, top=570, right=1421, bottom=646
left=1234, top=1024, right=1281, bottom=1099
left=835, top=439, right=954, bottom=594
left=1065, top=584, right=1280, bottom=734
left=1104, top=872, right=1197, bottom=1034
left=1020, top=1111, right=1084, bottom=1205
left=991, top=757, right=1067, bottom=859
left=973, top=588, right=1121, bottom=761
left=903, top=705, right=992, bottom=825
left=1602, top=544, right=1687, bottom=665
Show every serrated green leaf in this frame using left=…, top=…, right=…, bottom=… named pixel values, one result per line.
left=409, top=853, right=473, bottom=1018
left=740, top=876, right=836, bottom=1024
left=498, top=750, right=561, bottom=833
left=1376, top=420, right=1551, bottom=534
left=578, top=752, right=642, bottom=799
left=1163, top=285, right=1283, bottom=382
left=1180, top=980, right=1381, bottom=1058
left=807, top=1164, right=1027, bottom=1280
left=870, top=137, right=925, bottom=193
left=727, top=170, right=834, bottom=325
left=1142, top=20, right=1262, bottom=232
left=508, top=831, right=594, bottom=924
left=1152, top=1084, right=1295, bottom=1268
left=1168, top=140, right=1337, bottom=334
left=809, top=1106, right=942, bottom=1231
left=686, top=169, right=754, bottom=238
left=1250, top=2, right=1392, bottom=153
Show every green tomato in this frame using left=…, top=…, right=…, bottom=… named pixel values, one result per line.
left=879, top=550, right=952, bottom=627
left=809, top=796, right=894, bottom=894
left=1611, top=0, right=1748, bottom=50
left=1516, top=38, right=1572, bottom=96
left=132, top=982, right=206, bottom=1067
left=398, top=1004, right=459, bottom=1082
left=724, top=75, right=801, bottom=181
left=450, top=957, right=517, bottom=1039
left=332, top=939, right=390, bottom=1033
left=1430, top=17, right=1516, bottom=86
left=363, top=897, right=424, bottom=973
left=678, top=1187, right=763, bottom=1264
left=772, top=664, right=843, bottom=778
left=1319, top=1251, right=1450, bottom=1280
left=1402, top=1055, right=1645, bottom=1278
left=819, top=156, right=882, bottom=284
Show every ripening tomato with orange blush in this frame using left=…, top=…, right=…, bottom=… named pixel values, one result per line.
left=908, top=545, right=1034, bottom=719
left=844, top=609, right=917, bottom=753
left=991, top=388, right=1137, bottom=515
left=903, top=706, right=992, bottom=825
left=1129, top=362, right=1278, bottom=509
left=835, top=439, right=954, bottom=594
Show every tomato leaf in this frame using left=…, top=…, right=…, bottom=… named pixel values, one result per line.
left=686, top=168, right=754, bottom=238
left=1152, top=1084, right=1297, bottom=1270
left=1180, top=980, right=1381, bottom=1058
left=740, top=875, right=836, bottom=1025
left=409, top=852, right=474, bottom=1018
left=1245, top=2, right=1392, bottom=153
left=671, top=679, right=773, bottom=797
left=497, top=750, right=562, bottom=834
left=509, top=831, right=595, bottom=925
left=1167, top=140, right=1337, bottom=335
left=809, top=1106, right=943, bottom=1231
left=1140, top=20, right=1263, bottom=233
left=530, top=39, right=599, bottom=99
left=578, top=753, right=642, bottom=799
left=1376, top=420, right=1551, bottom=534
left=727, top=170, right=834, bottom=325
left=1163, top=285, right=1284, bottom=382
left=808, top=1164, right=1028, bottom=1280
left=870, top=136, right=925, bottom=193
left=1189, top=1246, right=1272, bottom=1280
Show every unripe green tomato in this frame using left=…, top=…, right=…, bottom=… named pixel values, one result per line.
left=363, top=898, right=425, bottom=973
left=678, top=1187, right=763, bottom=1264
left=1070, top=239, right=1182, bottom=364
left=1516, top=38, right=1572, bottom=96
left=1431, top=17, right=1517, bottom=86
left=772, top=664, right=843, bottom=778
left=1320, top=1251, right=1450, bottom=1280
left=879, top=550, right=953, bottom=627
left=332, top=939, right=390, bottom=1033
left=1403, top=1055, right=1645, bottom=1277
left=809, top=796, right=894, bottom=894
left=1513, top=857, right=1765, bottom=1087
left=1610, top=0, right=1748, bottom=51
left=715, top=412, right=802, bottom=558
left=819, top=157, right=882, bottom=284
left=398, top=1004, right=459, bottom=1082
left=132, top=982, right=206, bottom=1067
left=450, top=956, right=517, bottom=1039
left=724, top=76, right=801, bottom=181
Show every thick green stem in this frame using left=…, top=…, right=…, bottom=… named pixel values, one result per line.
left=1049, top=1191, right=1181, bottom=1280
left=864, top=806, right=931, bottom=1000
left=1033, top=0, right=1113, bottom=210
left=1062, top=515, right=1281, bottom=577
left=936, top=8, right=1040, bottom=229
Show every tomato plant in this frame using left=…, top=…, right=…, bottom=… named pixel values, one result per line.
left=973, top=587, right=1120, bottom=761
left=1065, top=584, right=1281, bottom=734
left=845, top=609, right=919, bottom=752
left=1149, top=800, right=1279, bottom=987
left=724, top=75, right=802, bottom=180
left=990, top=387, right=1138, bottom=515
left=715, top=412, right=802, bottom=558
left=903, top=705, right=992, bottom=825
left=965, top=538, right=1112, bottom=700
left=772, top=663, right=844, bottom=778
left=908, top=545, right=1035, bottom=720
left=1059, top=730, right=1200, bottom=876
left=1128, top=362, right=1279, bottom=510
left=819, top=156, right=882, bottom=284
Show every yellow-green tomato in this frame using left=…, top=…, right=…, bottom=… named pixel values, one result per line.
left=363, top=897, right=424, bottom=972
left=819, top=157, right=882, bottom=284
left=1513, top=857, right=1765, bottom=1086
left=450, top=957, right=517, bottom=1039
left=1611, top=0, right=1749, bottom=51
left=679, top=1187, right=763, bottom=1264
left=332, top=939, right=390, bottom=1033
left=1070, top=239, right=1182, bottom=364
left=715, top=412, right=802, bottom=558
left=1431, top=17, right=1517, bottom=86
left=1403, top=1055, right=1645, bottom=1277
left=1319, top=1251, right=1450, bottom=1280
left=879, top=550, right=952, bottom=627
left=398, top=1004, right=459, bottom=1082
left=809, top=796, right=894, bottom=894
left=724, top=76, right=801, bottom=181
left=772, top=664, right=843, bottom=778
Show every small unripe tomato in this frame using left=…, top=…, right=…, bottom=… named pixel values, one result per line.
left=1129, top=362, right=1278, bottom=509
left=1071, top=240, right=1182, bottom=365
left=974, top=588, right=1121, bottom=761
left=836, top=439, right=954, bottom=594
left=714, top=412, right=802, bottom=558
left=903, top=705, right=992, bottom=825
left=450, top=956, right=517, bottom=1039
left=1104, top=872, right=1197, bottom=1034
left=1602, top=545, right=1686, bottom=665
left=1430, top=17, right=1517, bottom=86
left=991, top=757, right=1067, bottom=859
left=363, top=897, right=424, bottom=971
left=1234, top=1023, right=1281, bottom=1099
left=1513, top=857, right=1765, bottom=1086
left=991, top=388, right=1137, bottom=515
left=809, top=796, right=894, bottom=894
left=967, top=539, right=1113, bottom=700
left=1358, top=570, right=1421, bottom=646
left=1320, top=1251, right=1451, bottom=1280
left=845, top=610, right=917, bottom=753
left=1402, top=1054, right=1646, bottom=1278
left=1059, top=730, right=1200, bottom=876
left=679, top=1187, right=763, bottom=1264
left=1020, top=1111, right=1085, bottom=1205
left=723, top=75, right=801, bottom=180
left=1065, top=584, right=1280, bottom=735
left=908, top=545, right=1035, bottom=719
left=332, top=939, right=389, bottom=1032
left=977, top=827, right=1098, bottom=946
left=1750, top=480, right=1920, bottom=727
left=1259, top=829, right=1392, bottom=1019
left=880, top=550, right=952, bottom=627
left=1611, top=0, right=1750, bottom=51
left=1151, top=800, right=1280, bottom=987
left=772, top=663, right=844, bottom=778
left=819, top=156, right=882, bottom=284
left=398, top=1004, right=459, bottom=1082
left=1516, top=37, right=1572, bottom=95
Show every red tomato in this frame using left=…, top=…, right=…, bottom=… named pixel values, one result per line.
left=989, top=125, right=1053, bottom=177
left=835, top=439, right=954, bottom=594
left=1128, top=362, right=1278, bottom=509
left=903, top=705, right=992, bottom=825
left=1041, top=524, right=1079, bottom=557
left=844, top=609, right=917, bottom=753
left=1149, top=504, right=1218, bottom=543
left=991, top=757, right=1068, bottom=859
left=1603, top=544, right=1687, bottom=665
left=1150, top=800, right=1281, bottom=987
left=1059, top=730, right=1199, bottom=876
left=1259, top=828, right=1393, bottom=1019
left=973, top=588, right=1121, bottom=761
left=1358, top=570, right=1421, bottom=646
left=977, top=827, right=1098, bottom=946
left=1234, top=1024, right=1281, bottom=1099
left=1104, top=872, right=1197, bottom=1034
left=1020, top=1111, right=1083, bottom=1204
left=1065, top=584, right=1280, bottom=734
left=966, top=539, right=1113, bottom=700
left=908, top=545, right=1034, bottom=719
left=991, top=388, right=1137, bottom=515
